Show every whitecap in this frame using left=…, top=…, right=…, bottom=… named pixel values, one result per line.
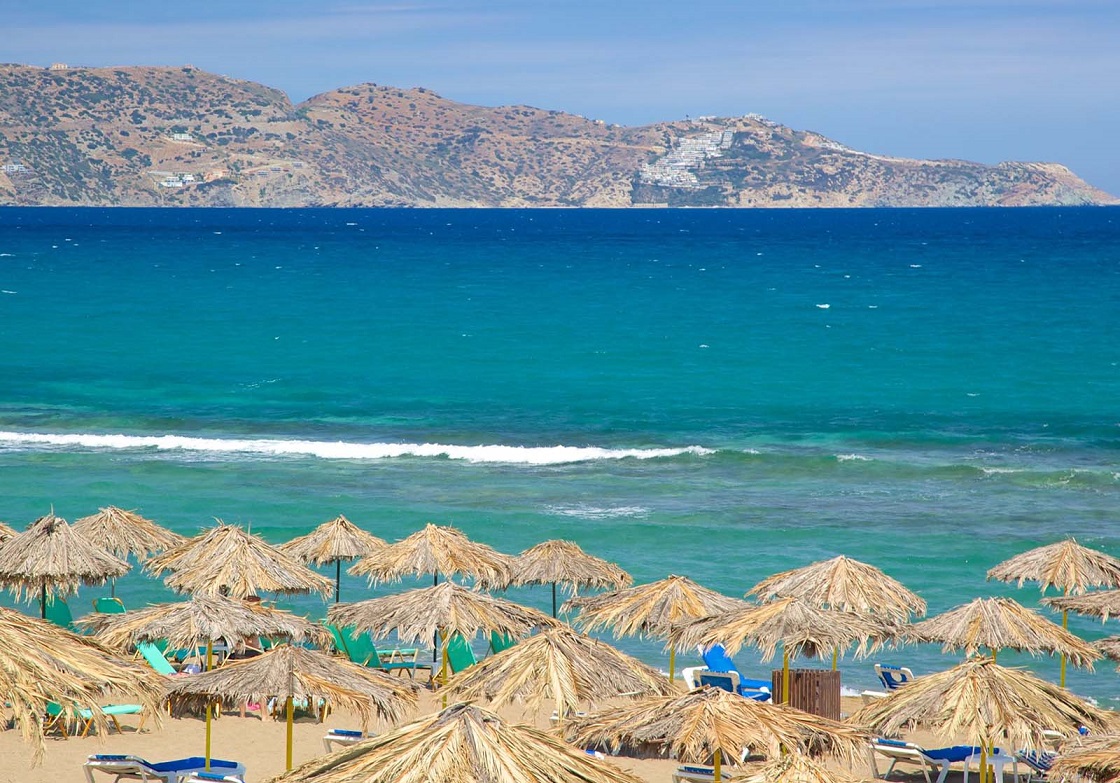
left=546, top=504, right=650, bottom=519
left=836, top=454, right=871, bottom=462
left=816, top=304, right=830, bottom=309
left=0, top=430, right=713, bottom=466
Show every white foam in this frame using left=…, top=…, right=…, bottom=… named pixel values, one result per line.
left=836, top=454, right=871, bottom=462
left=547, top=504, right=651, bottom=519
left=0, top=430, right=712, bottom=466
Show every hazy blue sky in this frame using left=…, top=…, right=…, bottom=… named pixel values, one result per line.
left=8, top=1, right=1119, bottom=194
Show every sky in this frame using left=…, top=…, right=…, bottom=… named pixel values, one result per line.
left=6, top=0, right=1120, bottom=195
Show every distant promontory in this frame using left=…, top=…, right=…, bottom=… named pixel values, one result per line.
left=0, top=64, right=1114, bottom=208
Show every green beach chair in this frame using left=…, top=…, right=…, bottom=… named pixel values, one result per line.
left=487, top=631, right=517, bottom=656
left=93, top=596, right=126, bottom=614
left=445, top=633, right=478, bottom=674
left=137, top=641, right=179, bottom=676
left=44, top=596, right=76, bottom=631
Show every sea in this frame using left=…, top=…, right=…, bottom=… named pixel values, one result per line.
left=0, top=205, right=1118, bottom=703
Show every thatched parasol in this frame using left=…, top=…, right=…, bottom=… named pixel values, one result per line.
left=906, top=596, right=1100, bottom=668
left=850, top=655, right=1113, bottom=777
left=988, top=538, right=1120, bottom=686
left=0, top=520, right=17, bottom=542
left=73, top=506, right=185, bottom=560
left=349, top=522, right=515, bottom=587
left=482, top=539, right=632, bottom=618
left=265, top=701, right=645, bottom=783
left=740, top=750, right=860, bottom=783
left=0, top=512, right=130, bottom=617
left=444, top=624, right=675, bottom=722
left=1094, top=636, right=1120, bottom=668
left=1045, top=589, right=1120, bottom=623
left=167, top=644, right=419, bottom=771
left=145, top=521, right=332, bottom=599
left=565, top=574, right=747, bottom=681
left=0, top=605, right=165, bottom=762
left=673, top=596, right=896, bottom=704
left=748, top=555, right=926, bottom=622
left=280, top=514, right=387, bottom=602
left=1050, top=734, right=1120, bottom=783
left=77, top=594, right=333, bottom=653
left=566, top=685, right=870, bottom=783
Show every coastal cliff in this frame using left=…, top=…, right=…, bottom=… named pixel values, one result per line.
left=0, top=64, right=1113, bottom=208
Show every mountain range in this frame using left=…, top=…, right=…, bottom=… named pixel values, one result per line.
left=0, top=63, right=1113, bottom=208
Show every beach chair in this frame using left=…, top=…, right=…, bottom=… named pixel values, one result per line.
left=46, top=701, right=144, bottom=737
left=695, top=645, right=772, bottom=701
left=45, top=596, right=76, bottom=630
left=875, top=664, right=914, bottom=690
left=673, top=765, right=718, bottom=783
left=182, top=773, right=246, bottom=783
left=323, top=727, right=367, bottom=752
left=83, top=754, right=245, bottom=783
left=138, top=641, right=181, bottom=675
left=870, top=738, right=985, bottom=783
left=487, top=630, right=517, bottom=656
left=446, top=633, right=478, bottom=674
left=341, top=627, right=431, bottom=680
left=1014, top=750, right=1056, bottom=782
left=698, top=670, right=771, bottom=701
left=93, top=596, right=127, bottom=613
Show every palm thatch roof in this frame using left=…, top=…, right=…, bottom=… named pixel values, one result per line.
left=906, top=597, right=1099, bottom=667
left=328, top=581, right=556, bottom=644
left=165, top=644, right=418, bottom=726
left=481, top=539, right=632, bottom=592
left=740, top=750, right=859, bottom=783
left=348, top=523, right=515, bottom=586
left=673, top=596, right=896, bottom=662
left=1044, top=589, right=1120, bottom=623
left=77, top=594, right=333, bottom=652
left=72, top=505, right=185, bottom=560
left=987, top=538, right=1120, bottom=595
left=565, top=575, right=747, bottom=641
left=849, top=655, right=1113, bottom=749
left=266, top=701, right=646, bottom=783
left=747, top=555, right=926, bottom=621
left=566, top=686, right=870, bottom=767
left=280, top=515, right=387, bottom=566
left=0, top=605, right=165, bottom=761
left=1051, top=734, right=1120, bottom=783
left=0, top=520, right=17, bottom=542
left=0, top=512, right=130, bottom=601
left=145, top=522, right=332, bottom=598
left=1094, top=636, right=1120, bottom=668
left=444, top=625, right=675, bottom=719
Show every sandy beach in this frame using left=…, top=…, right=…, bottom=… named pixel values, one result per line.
left=0, top=692, right=972, bottom=783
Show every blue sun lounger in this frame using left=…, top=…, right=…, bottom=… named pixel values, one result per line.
left=323, top=727, right=367, bottom=752
left=83, top=754, right=245, bottom=783
left=870, top=738, right=989, bottom=783
left=695, top=644, right=772, bottom=701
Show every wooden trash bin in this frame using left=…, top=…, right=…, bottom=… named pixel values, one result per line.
left=770, top=669, right=841, bottom=720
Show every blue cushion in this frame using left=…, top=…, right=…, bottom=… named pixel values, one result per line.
left=331, top=729, right=364, bottom=737
left=923, top=746, right=981, bottom=763
left=701, top=644, right=736, bottom=673
left=150, top=758, right=240, bottom=773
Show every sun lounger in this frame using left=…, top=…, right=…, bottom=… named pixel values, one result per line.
left=698, top=670, right=772, bottom=701
left=870, top=738, right=985, bottom=783
left=1015, top=750, right=1056, bottom=781
left=487, top=631, right=517, bottom=656
left=45, top=597, right=76, bottom=631
left=446, top=633, right=478, bottom=674
left=323, top=727, right=367, bottom=752
left=46, top=702, right=145, bottom=737
left=93, top=597, right=127, bottom=613
left=83, top=754, right=245, bottom=783
left=695, top=644, right=773, bottom=701
left=673, top=765, right=718, bottom=783
left=182, top=773, right=246, bottom=783
left=874, top=664, right=914, bottom=690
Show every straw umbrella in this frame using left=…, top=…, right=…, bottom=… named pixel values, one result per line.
left=329, top=580, right=556, bottom=690
left=566, top=685, right=870, bottom=783
left=0, top=520, right=17, bottom=542
left=851, top=655, right=1114, bottom=783
left=444, top=624, right=675, bottom=722
left=566, top=574, right=747, bottom=682
left=267, top=701, right=645, bottom=783
left=1045, top=589, right=1120, bottom=623
left=1051, top=734, right=1120, bottom=783
left=0, top=512, right=130, bottom=617
left=167, top=644, right=419, bottom=771
left=73, top=506, right=185, bottom=597
left=740, top=750, right=860, bottom=783
left=906, top=596, right=1100, bottom=669
left=674, top=596, right=896, bottom=705
left=0, top=605, right=165, bottom=761
left=349, top=522, right=515, bottom=587
left=485, top=539, right=632, bottom=618
left=988, top=538, right=1120, bottom=687
left=145, top=521, right=332, bottom=599
left=749, top=555, right=925, bottom=669
left=280, top=514, right=387, bottom=602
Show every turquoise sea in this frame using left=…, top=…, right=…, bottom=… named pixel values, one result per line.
left=0, top=206, right=1118, bottom=701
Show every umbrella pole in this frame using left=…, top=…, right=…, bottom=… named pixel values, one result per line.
left=782, top=647, right=791, bottom=705
left=205, top=639, right=214, bottom=770
left=669, top=647, right=675, bottom=683
left=440, top=640, right=450, bottom=709
left=335, top=560, right=341, bottom=603
left=40, top=584, right=46, bottom=620
left=286, top=696, right=294, bottom=770
left=552, top=582, right=558, bottom=619
left=831, top=647, right=838, bottom=671
left=714, top=748, right=722, bottom=783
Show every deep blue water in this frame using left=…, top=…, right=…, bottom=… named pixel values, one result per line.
left=0, top=206, right=1118, bottom=701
